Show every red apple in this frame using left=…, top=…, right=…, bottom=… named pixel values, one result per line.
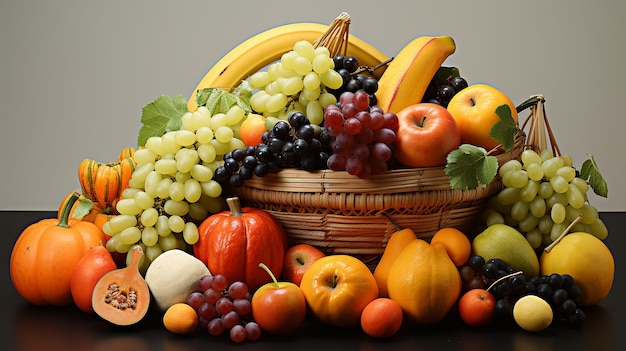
left=393, top=103, right=461, bottom=168
left=457, top=288, right=496, bottom=326
left=281, top=244, right=326, bottom=286
left=251, top=263, right=307, bottom=335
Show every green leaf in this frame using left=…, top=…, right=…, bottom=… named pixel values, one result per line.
left=72, top=197, right=94, bottom=219
left=137, top=95, right=188, bottom=146
left=445, top=144, right=499, bottom=190
left=489, top=104, right=518, bottom=151
left=196, top=87, right=252, bottom=116
left=579, top=154, right=608, bottom=197
left=434, top=66, right=461, bottom=82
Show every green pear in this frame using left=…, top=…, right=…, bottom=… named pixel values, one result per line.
left=472, top=224, right=539, bottom=279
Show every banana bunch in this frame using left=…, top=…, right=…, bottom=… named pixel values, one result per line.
left=188, top=21, right=457, bottom=115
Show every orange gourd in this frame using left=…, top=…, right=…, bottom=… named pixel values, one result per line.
left=91, top=245, right=150, bottom=326
left=77, top=147, right=136, bottom=208
left=387, top=238, right=462, bottom=324
left=373, top=227, right=417, bottom=297
left=194, top=197, right=288, bottom=291
left=10, top=191, right=108, bottom=306
left=117, top=146, right=136, bottom=161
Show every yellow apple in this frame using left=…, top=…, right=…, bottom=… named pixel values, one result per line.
left=446, top=83, right=518, bottom=151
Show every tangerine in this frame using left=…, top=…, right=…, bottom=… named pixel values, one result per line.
left=163, top=303, right=198, bottom=334
left=239, top=113, right=267, bottom=146
left=430, top=227, right=471, bottom=267
left=360, top=297, right=403, bottom=338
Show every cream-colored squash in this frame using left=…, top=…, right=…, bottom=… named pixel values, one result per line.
left=145, top=249, right=211, bottom=311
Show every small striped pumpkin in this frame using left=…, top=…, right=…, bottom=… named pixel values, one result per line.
left=78, top=148, right=136, bottom=208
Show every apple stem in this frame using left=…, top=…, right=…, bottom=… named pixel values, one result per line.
left=543, top=214, right=582, bottom=253
left=259, top=262, right=280, bottom=288
left=483, top=271, right=523, bottom=298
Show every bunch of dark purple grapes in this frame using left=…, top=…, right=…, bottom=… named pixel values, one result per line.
left=422, top=73, right=469, bottom=107
left=329, top=55, right=380, bottom=106
left=213, top=111, right=331, bottom=189
left=460, top=255, right=587, bottom=327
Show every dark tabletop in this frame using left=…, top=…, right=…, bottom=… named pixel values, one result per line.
left=2, top=211, right=624, bottom=351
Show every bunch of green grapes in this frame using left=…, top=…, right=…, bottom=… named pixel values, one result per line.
left=482, top=149, right=608, bottom=250
left=247, top=40, right=343, bottom=127
left=102, top=105, right=247, bottom=271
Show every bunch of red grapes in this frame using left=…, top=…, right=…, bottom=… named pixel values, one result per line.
left=324, top=90, right=399, bottom=179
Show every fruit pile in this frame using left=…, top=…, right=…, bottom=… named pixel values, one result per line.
left=8, top=12, right=614, bottom=344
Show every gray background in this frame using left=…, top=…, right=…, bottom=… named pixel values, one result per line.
left=2, top=0, right=624, bottom=211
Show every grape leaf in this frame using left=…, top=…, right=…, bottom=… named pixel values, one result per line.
left=434, top=66, right=461, bottom=82
left=137, top=94, right=188, bottom=146
left=72, top=197, right=93, bottom=219
left=195, top=87, right=252, bottom=116
left=489, top=104, right=518, bottom=151
left=445, top=144, right=498, bottom=190
left=579, top=154, right=608, bottom=197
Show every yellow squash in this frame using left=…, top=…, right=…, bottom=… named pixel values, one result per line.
left=373, top=228, right=417, bottom=297
left=387, top=238, right=462, bottom=325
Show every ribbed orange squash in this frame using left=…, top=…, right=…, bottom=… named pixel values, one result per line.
left=117, top=147, right=136, bottom=161
left=194, top=197, right=288, bottom=291
left=77, top=150, right=136, bottom=208
left=78, top=158, right=101, bottom=202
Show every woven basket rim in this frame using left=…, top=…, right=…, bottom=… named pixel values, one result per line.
left=239, top=131, right=526, bottom=195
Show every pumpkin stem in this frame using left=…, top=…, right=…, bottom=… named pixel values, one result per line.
left=226, top=197, right=243, bottom=217
left=258, top=263, right=280, bottom=288
left=58, top=191, right=81, bottom=228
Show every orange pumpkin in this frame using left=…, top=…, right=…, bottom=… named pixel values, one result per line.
left=10, top=191, right=108, bottom=306
left=78, top=154, right=136, bottom=208
left=194, top=197, right=288, bottom=291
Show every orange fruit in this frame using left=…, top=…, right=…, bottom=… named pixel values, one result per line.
left=239, top=113, right=267, bottom=146
left=430, top=227, right=471, bottom=267
left=163, top=303, right=198, bottom=334
left=360, top=297, right=403, bottom=338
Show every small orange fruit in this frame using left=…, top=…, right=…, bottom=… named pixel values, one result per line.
left=430, top=227, right=471, bottom=267
left=163, top=303, right=198, bottom=334
left=239, top=113, right=267, bottom=146
left=360, top=297, right=403, bottom=338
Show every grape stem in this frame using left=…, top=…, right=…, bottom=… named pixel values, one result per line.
left=543, top=214, right=583, bottom=253
left=354, top=57, right=394, bottom=76
left=483, top=271, right=524, bottom=299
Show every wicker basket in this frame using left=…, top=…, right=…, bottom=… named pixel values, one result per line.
left=236, top=132, right=525, bottom=260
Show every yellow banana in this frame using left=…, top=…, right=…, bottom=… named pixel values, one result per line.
left=375, top=36, right=456, bottom=114
left=187, top=22, right=388, bottom=112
